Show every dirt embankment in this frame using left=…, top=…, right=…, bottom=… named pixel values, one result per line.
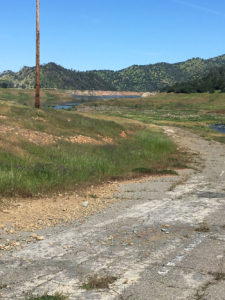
left=68, top=90, right=143, bottom=96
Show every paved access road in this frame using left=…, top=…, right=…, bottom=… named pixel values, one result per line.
left=0, top=127, right=225, bottom=299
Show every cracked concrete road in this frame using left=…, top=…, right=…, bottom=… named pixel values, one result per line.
left=0, top=127, right=225, bottom=300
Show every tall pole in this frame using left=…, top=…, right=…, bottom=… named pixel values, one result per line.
left=35, top=0, right=40, bottom=108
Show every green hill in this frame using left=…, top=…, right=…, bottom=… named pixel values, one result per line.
left=94, top=55, right=225, bottom=91
left=1, top=54, right=225, bottom=91
left=162, top=65, right=225, bottom=93
left=0, top=63, right=116, bottom=91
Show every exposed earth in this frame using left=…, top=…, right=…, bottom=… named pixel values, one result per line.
left=68, top=91, right=143, bottom=97
left=0, top=127, right=225, bottom=299
left=0, top=123, right=116, bottom=147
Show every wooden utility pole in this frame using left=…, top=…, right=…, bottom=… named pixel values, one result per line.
left=35, top=0, right=40, bottom=108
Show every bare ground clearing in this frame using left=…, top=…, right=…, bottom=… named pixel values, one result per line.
left=0, top=123, right=117, bottom=146
left=0, top=127, right=225, bottom=299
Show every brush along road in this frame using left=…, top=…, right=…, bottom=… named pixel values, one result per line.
left=0, top=127, right=225, bottom=300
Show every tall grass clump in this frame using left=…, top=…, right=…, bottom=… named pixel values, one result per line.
left=0, top=129, right=182, bottom=197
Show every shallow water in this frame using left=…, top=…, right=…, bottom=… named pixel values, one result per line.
left=54, top=102, right=82, bottom=109
left=54, top=94, right=141, bottom=109
left=211, top=124, right=225, bottom=134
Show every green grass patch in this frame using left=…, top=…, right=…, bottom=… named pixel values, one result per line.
left=0, top=102, right=125, bottom=138
left=0, top=102, right=184, bottom=197
left=0, top=129, right=183, bottom=197
left=85, top=92, right=225, bottom=144
left=0, top=88, right=74, bottom=107
left=86, top=92, right=225, bottom=112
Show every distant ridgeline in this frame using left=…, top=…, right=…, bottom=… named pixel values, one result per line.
left=1, top=54, right=225, bottom=92
left=162, top=66, right=225, bottom=93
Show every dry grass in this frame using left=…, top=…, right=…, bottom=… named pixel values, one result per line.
left=27, top=292, right=68, bottom=300
left=195, top=222, right=210, bottom=232
left=81, top=275, right=117, bottom=290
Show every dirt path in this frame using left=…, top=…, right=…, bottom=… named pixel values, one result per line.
left=0, top=127, right=225, bottom=300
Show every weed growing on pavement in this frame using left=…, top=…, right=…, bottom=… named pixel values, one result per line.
left=27, top=292, right=68, bottom=300
left=195, top=222, right=210, bottom=232
left=81, top=275, right=117, bottom=290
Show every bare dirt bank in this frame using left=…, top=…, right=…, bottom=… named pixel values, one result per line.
left=67, top=90, right=143, bottom=96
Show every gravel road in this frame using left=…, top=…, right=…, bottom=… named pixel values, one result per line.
left=0, top=127, right=225, bottom=300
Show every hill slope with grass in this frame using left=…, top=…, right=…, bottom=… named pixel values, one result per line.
left=1, top=54, right=225, bottom=91
left=83, top=91, right=225, bottom=144
left=0, top=100, right=185, bottom=197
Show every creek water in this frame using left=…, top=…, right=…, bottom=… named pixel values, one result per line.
left=54, top=94, right=141, bottom=109
left=211, top=124, right=225, bottom=134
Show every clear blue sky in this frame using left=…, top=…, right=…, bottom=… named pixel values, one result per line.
left=0, top=0, right=225, bottom=72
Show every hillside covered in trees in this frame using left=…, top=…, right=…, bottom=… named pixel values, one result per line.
left=0, top=63, right=116, bottom=91
left=162, top=66, right=225, bottom=93
left=1, top=54, right=225, bottom=91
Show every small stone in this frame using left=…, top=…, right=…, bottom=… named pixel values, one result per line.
left=31, top=233, right=37, bottom=238
left=14, top=203, right=22, bottom=207
left=82, top=201, right=89, bottom=208
left=2, top=210, right=10, bottom=214
left=36, top=236, right=44, bottom=241
left=161, top=228, right=170, bottom=234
